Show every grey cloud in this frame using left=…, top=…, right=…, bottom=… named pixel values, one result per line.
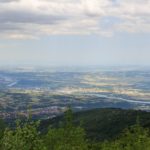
left=0, top=0, right=149, bottom=39
left=0, top=0, right=20, bottom=3
left=0, top=10, right=67, bottom=25
left=0, top=23, right=22, bottom=31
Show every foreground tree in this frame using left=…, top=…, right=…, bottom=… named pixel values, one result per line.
left=96, top=122, right=150, bottom=150
left=1, top=121, right=46, bottom=150
left=44, top=108, right=88, bottom=150
left=1, top=109, right=150, bottom=150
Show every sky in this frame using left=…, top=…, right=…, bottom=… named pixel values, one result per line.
left=0, top=0, right=150, bottom=66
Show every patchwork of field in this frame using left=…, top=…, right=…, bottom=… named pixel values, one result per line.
left=0, top=67, right=150, bottom=119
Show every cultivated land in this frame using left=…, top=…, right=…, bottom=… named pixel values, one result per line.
left=0, top=66, right=150, bottom=120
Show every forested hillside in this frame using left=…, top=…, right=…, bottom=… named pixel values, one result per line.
left=1, top=108, right=150, bottom=150
left=40, top=108, right=150, bottom=141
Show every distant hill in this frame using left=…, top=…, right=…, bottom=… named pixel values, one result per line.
left=40, top=108, right=150, bottom=141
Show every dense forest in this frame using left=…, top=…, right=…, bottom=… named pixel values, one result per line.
left=1, top=108, right=150, bottom=150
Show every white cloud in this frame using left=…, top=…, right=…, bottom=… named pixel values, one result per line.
left=0, top=0, right=149, bottom=39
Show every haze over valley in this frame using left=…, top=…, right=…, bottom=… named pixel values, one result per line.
left=0, top=66, right=150, bottom=120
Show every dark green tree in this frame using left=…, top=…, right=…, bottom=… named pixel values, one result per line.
left=45, top=108, right=88, bottom=150
left=1, top=121, right=46, bottom=150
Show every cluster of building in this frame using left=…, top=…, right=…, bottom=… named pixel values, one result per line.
left=0, top=106, right=67, bottom=120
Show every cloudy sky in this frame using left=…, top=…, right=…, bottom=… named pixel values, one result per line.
left=0, top=0, right=150, bottom=66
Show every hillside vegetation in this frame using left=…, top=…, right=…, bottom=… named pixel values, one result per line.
left=40, top=108, right=150, bottom=141
left=1, top=108, right=150, bottom=149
